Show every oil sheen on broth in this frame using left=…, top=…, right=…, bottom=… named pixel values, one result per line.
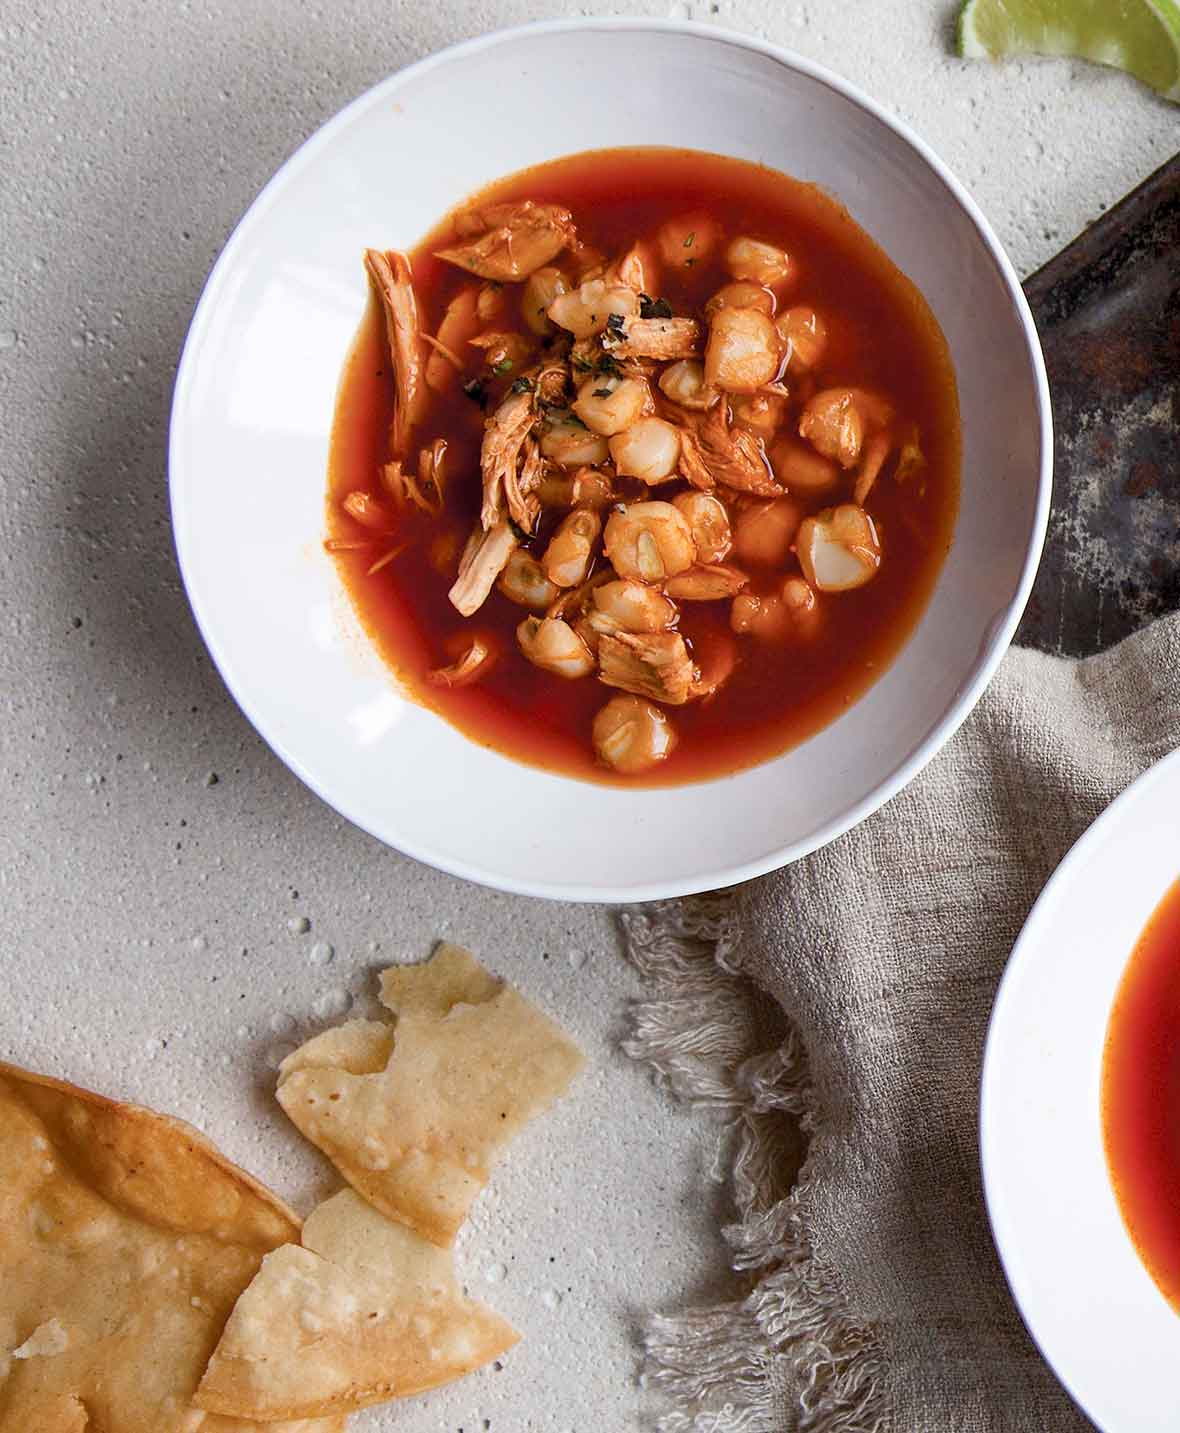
left=1102, top=879, right=1180, bottom=1310
left=326, top=147, right=960, bottom=786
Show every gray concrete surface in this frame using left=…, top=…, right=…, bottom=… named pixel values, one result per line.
left=1, top=2, right=1176, bottom=1428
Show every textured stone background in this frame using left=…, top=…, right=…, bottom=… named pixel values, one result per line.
left=1, top=2, right=1176, bottom=1428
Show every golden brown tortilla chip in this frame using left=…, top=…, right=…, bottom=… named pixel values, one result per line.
left=276, top=945, right=585, bottom=1245
left=200, top=1416, right=348, bottom=1432
left=0, top=1061, right=345, bottom=1433
left=194, top=1190, right=518, bottom=1421
left=201, top=1417, right=348, bottom=1432
left=20, top=1394, right=87, bottom=1433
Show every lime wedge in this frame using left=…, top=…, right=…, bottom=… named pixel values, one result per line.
left=957, top=0, right=1180, bottom=101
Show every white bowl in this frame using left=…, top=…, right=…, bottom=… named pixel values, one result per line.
left=170, top=19, right=1050, bottom=902
left=981, top=748, right=1180, bottom=1430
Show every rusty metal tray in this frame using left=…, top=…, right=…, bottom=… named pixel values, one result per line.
left=1017, top=155, right=1180, bottom=657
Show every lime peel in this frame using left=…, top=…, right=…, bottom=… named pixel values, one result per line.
left=957, top=0, right=1180, bottom=102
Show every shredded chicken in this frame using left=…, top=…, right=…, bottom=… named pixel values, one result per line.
left=428, top=637, right=494, bottom=687
left=597, top=630, right=695, bottom=706
left=545, top=569, right=614, bottom=622
left=425, top=286, right=479, bottom=391
left=480, top=387, right=537, bottom=531
left=367, top=543, right=406, bottom=575
left=342, top=490, right=393, bottom=531
left=606, top=242, right=657, bottom=294
left=417, top=439, right=448, bottom=511
left=535, top=360, right=571, bottom=406
left=895, top=425, right=926, bottom=484
left=701, top=403, right=782, bottom=497
left=468, top=330, right=535, bottom=373
left=677, top=426, right=716, bottom=491
left=675, top=403, right=783, bottom=497
left=363, top=248, right=425, bottom=459
left=602, top=314, right=701, bottom=361
left=435, top=201, right=576, bottom=281
left=379, top=445, right=445, bottom=515
left=569, top=337, right=604, bottom=373
left=448, top=520, right=518, bottom=617
left=508, top=436, right=545, bottom=536
left=853, top=431, right=891, bottom=506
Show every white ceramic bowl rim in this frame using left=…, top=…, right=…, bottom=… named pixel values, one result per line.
left=980, top=746, right=1180, bottom=1428
left=169, top=18, right=1051, bottom=902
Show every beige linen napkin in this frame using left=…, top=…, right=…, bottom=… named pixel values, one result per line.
left=623, top=613, right=1180, bottom=1432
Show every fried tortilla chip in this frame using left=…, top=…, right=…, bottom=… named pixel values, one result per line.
left=201, top=1416, right=347, bottom=1432
left=20, top=1394, right=87, bottom=1433
left=276, top=944, right=585, bottom=1245
left=377, top=942, right=501, bottom=1016
left=194, top=1190, right=518, bottom=1421
left=0, top=1061, right=346, bottom=1433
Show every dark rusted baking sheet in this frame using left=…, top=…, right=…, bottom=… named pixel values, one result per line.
left=1018, top=154, right=1180, bottom=658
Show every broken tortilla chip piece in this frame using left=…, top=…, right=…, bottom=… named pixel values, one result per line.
left=0, top=1061, right=346, bottom=1433
left=200, top=1415, right=348, bottom=1432
left=276, top=944, right=585, bottom=1245
left=194, top=1189, right=518, bottom=1421
left=201, top=1417, right=347, bottom=1432
left=377, top=941, right=502, bottom=1016
left=280, top=1020, right=395, bottom=1078
left=19, top=1395, right=88, bottom=1433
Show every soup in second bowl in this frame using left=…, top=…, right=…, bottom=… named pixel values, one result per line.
left=1102, top=878, right=1180, bottom=1309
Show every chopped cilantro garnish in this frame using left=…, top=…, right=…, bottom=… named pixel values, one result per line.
left=509, top=376, right=533, bottom=395
left=639, top=294, right=673, bottom=319
left=591, top=386, right=613, bottom=398
left=462, top=378, right=487, bottom=406
left=508, top=516, right=531, bottom=543
left=492, top=358, right=513, bottom=375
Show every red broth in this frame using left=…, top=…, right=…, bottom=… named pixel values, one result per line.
left=1102, top=878, right=1180, bottom=1309
left=327, top=147, right=960, bottom=786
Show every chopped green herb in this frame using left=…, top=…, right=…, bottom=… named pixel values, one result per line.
left=605, top=312, right=627, bottom=336
left=462, top=378, right=487, bottom=406
left=684, top=232, right=696, bottom=248
left=639, top=294, right=673, bottom=320
left=508, top=516, right=531, bottom=543
left=591, top=386, right=613, bottom=398
left=492, top=358, right=513, bottom=375
left=509, top=376, right=533, bottom=395
left=572, top=356, right=594, bottom=372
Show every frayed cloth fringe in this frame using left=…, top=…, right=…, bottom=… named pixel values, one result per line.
left=621, top=899, right=890, bottom=1433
